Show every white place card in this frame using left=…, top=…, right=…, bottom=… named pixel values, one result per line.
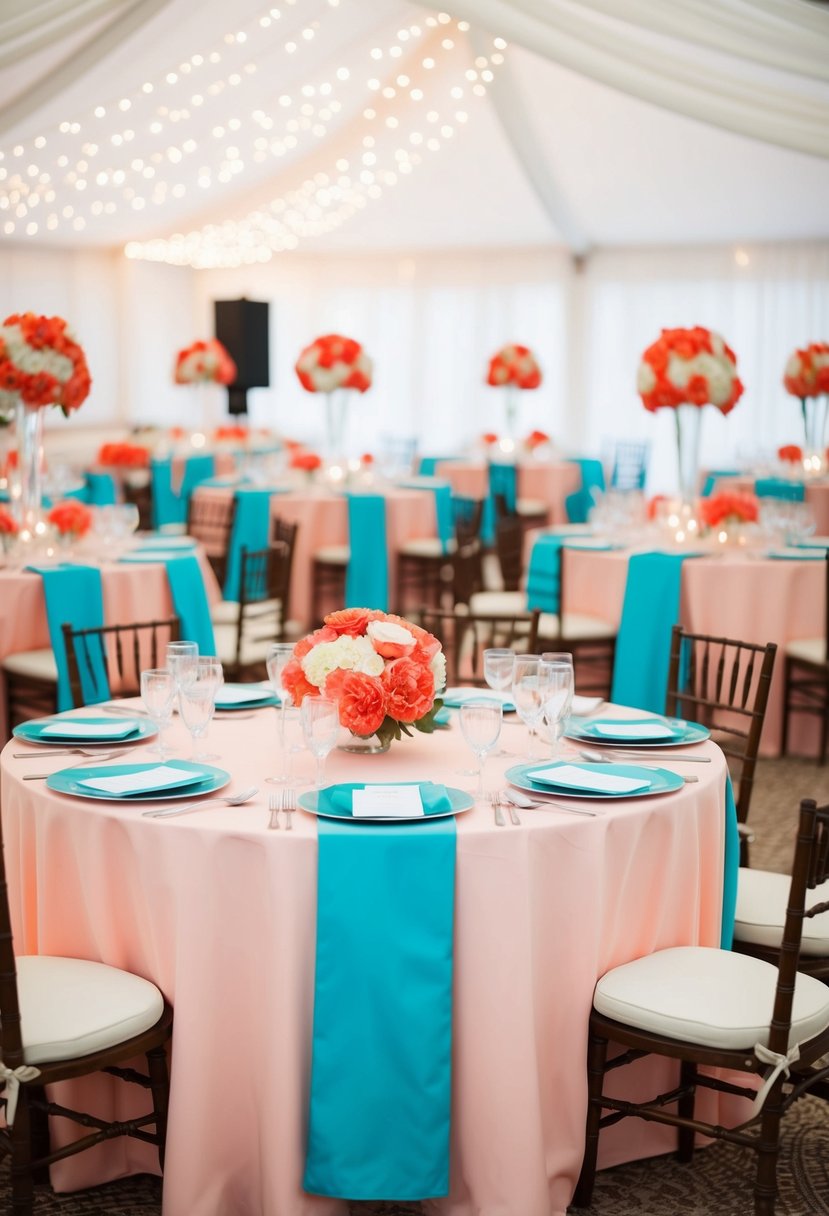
left=352, top=785, right=425, bottom=818
left=529, top=765, right=651, bottom=794
left=41, top=721, right=138, bottom=739
left=77, top=766, right=203, bottom=795
left=593, top=722, right=676, bottom=740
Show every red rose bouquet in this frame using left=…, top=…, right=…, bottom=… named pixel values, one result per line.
left=48, top=499, right=93, bottom=537
left=777, top=444, right=803, bottom=464
left=295, top=334, right=373, bottom=393
left=97, top=442, right=150, bottom=468
left=174, top=339, right=237, bottom=385
left=525, top=429, right=550, bottom=450
left=700, top=491, right=759, bottom=530
left=0, top=506, right=19, bottom=535
left=486, top=344, right=542, bottom=390
left=783, top=342, right=829, bottom=399
left=290, top=450, right=322, bottom=474
left=0, top=313, right=91, bottom=416
left=282, top=608, right=445, bottom=748
left=637, top=327, right=743, bottom=415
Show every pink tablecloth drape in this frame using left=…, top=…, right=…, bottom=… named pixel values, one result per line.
left=438, top=460, right=580, bottom=523
left=564, top=547, right=826, bottom=757
left=1, top=708, right=730, bottom=1216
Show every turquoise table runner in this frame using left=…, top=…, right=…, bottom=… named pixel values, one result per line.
left=418, top=456, right=454, bottom=477
left=722, top=776, right=739, bottom=950
left=346, top=494, right=388, bottom=610
left=223, top=488, right=277, bottom=601
left=85, top=472, right=117, bottom=505
left=482, top=463, right=517, bottom=544
left=565, top=459, right=605, bottom=524
left=305, top=808, right=456, bottom=1199
left=163, top=554, right=216, bottom=654
left=28, top=564, right=108, bottom=710
left=151, top=454, right=216, bottom=528
left=611, top=551, right=699, bottom=713
left=755, top=477, right=805, bottom=502
left=700, top=469, right=740, bottom=497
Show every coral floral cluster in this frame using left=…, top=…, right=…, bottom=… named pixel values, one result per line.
left=290, top=449, right=322, bottom=473
left=0, top=506, right=19, bottom=535
left=486, top=344, right=542, bottom=390
left=700, top=491, right=759, bottom=529
left=525, top=429, right=550, bottom=449
left=481, top=432, right=499, bottom=445
left=783, top=342, right=829, bottom=399
left=174, top=339, right=237, bottom=385
left=637, top=327, right=743, bottom=415
left=0, top=313, right=91, bottom=414
left=214, top=424, right=248, bottom=441
left=777, top=444, right=803, bottom=464
left=97, top=442, right=150, bottom=468
left=295, top=334, right=373, bottom=393
left=282, top=608, right=445, bottom=747
left=47, top=499, right=93, bottom=537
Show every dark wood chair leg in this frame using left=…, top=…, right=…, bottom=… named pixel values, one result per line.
left=754, top=1089, right=785, bottom=1216
left=10, top=1092, right=35, bottom=1216
left=677, top=1060, right=697, bottom=1162
left=572, top=1028, right=609, bottom=1208
left=819, top=676, right=829, bottom=766
left=147, top=1045, right=171, bottom=1170
left=27, top=1083, right=50, bottom=1184
left=780, top=657, right=792, bottom=758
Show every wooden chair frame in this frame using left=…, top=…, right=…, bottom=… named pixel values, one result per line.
left=419, top=606, right=540, bottom=687
left=781, top=551, right=829, bottom=765
left=62, top=616, right=180, bottom=708
left=573, top=798, right=829, bottom=1216
left=186, top=492, right=238, bottom=585
left=224, top=542, right=292, bottom=677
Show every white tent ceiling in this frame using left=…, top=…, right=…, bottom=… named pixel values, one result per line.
left=1, top=0, right=828, bottom=263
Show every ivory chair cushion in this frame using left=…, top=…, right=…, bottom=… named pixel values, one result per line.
left=213, top=622, right=278, bottom=669
left=516, top=498, right=548, bottom=517
left=468, top=594, right=615, bottom=640
left=2, top=648, right=58, bottom=681
left=785, top=638, right=827, bottom=665
left=17, top=955, right=164, bottom=1065
left=399, top=537, right=456, bottom=558
left=313, top=545, right=350, bottom=564
left=469, top=590, right=525, bottom=615
left=593, top=945, right=829, bottom=1050
left=210, top=599, right=241, bottom=626
left=734, top=868, right=829, bottom=956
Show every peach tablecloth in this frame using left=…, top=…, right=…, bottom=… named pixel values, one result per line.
left=1, top=708, right=730, bottom=1216
left=437, top=460, right=580, bottom=523
left=0, top=554, right=220, bottom=743
left=564, top=547, right=826, bottom=757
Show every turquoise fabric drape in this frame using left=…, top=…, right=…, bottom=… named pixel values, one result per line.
left=150, top=454, right=216, bottom=528
left=346, top=494, right=388, bottom=610
left=489, top=462, right=517, bottom=513
left=700, top=469, right=740, bottom=497
left=305, top=811, right=456, bottom=1199
left=223, top=488, right=277, bottom=601
left=526, top=535, right=566, bottom=614
left=755, top=477, right=805, bottom=502
left=721, top=776, right=739, bottom=950
left=566, top=457, right=606, bottom=523
left=85, top=472, right=118, bottom=505
left=163, top=554, right=216, bottom=654
left=28, top=564, right=108, bottom=709
left=418, top=456, right=454, bottom=476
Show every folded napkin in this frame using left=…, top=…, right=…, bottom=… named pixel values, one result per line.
left=213, top=684, right=273, bottom=707
left=442, top=688, right=514, bottom=710
left=570, top=695, right=603, bottom=715
left=319, top=782, right=452, bottom=819
left=592, top=720, right=680, bottom=740
left=137, top=535, right=197, bottom=551
left=85, top=472, right=118, bottom=505
left=755, top=477, right=805, bottom=503
left=528, top=763, right=651, bottom=794
left=76, top=764, right=205, bottom=796
left=41, top=720, right=139, bottom=740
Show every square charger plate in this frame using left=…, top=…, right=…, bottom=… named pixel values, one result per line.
left=565, top=717, right=710, bottom=748
left=46, top=759, right=231, bottom=802
left=505, top=761, right=685, bottom=800
left=213, top=684, right=281, bottom=710
left=14, top=715, right=158, bottom=747
left=298, top=782, right=475, bottom=822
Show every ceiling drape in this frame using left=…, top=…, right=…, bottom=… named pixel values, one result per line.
left=441, top=0, right=829, bottom=158
left=0, top=0, right=128, bottom=65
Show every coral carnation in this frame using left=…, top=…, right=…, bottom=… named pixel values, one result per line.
left=700, top=491, right=759, bottom=529
left=330, top=670, right=386, bottom=736
left=324, top=607, right=374, bottom=637
left=382, top=657, right=435, bottom=724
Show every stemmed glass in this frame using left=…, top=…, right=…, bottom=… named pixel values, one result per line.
left=166, top=641, right=199, bottom=695
left=181, top=656, right=223, bottom=760
left=265, top=642, right=296, bottom=785
left=538, top=653, right=575, bottom=758
left=511, top=655, right=553, bottom=762
left=459, top=698, right=503, bottom=800
left=301, top=697, right=340, bottom=789
left=141, top=668, right=176, bottom=760
left=483, top=647, right=515, bottom=756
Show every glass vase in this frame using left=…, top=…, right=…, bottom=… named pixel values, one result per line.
left=801, top=396, right=828, bottom=473
left=324, top=390, right=350, bottom=461
left=14, top=400, right=45, bottom=531
left=504, top=386, right=519, bottom=439
left=338, top=732, right=391, bottom=755
left=674, top=403, right=703, bottom=504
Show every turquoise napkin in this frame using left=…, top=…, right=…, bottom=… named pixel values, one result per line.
left=611, top=551, right=699, bottom=713
left=305, top=813, right=456, bottom=1199
left=85, top=472, right=117, bottom=505
left=722, top=775, right=738, bottom=950
left=150, top=454, right=216, bottom=528
left=223, top=488, right=277, bottom=601
left=319, top=782, right=452, bottom=817
left=755, top=477, right=805, bottom=502
left=346, top=494, right=388, bottom=610
left=28, top=564, right=108, bottom=710
left=700, top=469, right=740, bottom=497
left=163, top=554, right=216, bottom=654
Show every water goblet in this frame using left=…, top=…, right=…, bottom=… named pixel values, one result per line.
left=181, top=656, right=223, bottom=759
left=265, top=642, right=295, bottom=784
left=483, top=647, right=515, bottom=755
left=165, top=641, right=199, bottom=694
left=178, top=681, right=216, bottom=763
left=538, top=656, right=575, bottom=758
left=459, top=698, right=503, bottom=800
left=301, top=697, right=341, bottom=789
left=511, top=655, right=552, bottom=761
left=141, top=667, right=176, bottom=760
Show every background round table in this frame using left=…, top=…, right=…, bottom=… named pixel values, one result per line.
left=437, top=459, right=580, bottom=523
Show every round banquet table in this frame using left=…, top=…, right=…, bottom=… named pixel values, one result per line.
left=0, top=703, right=733, bottom=1216
left=0, top=552, right=220, bottom=744
left=710, top=474, right=829, bottom=535
left=437, top=459, right=580, bottom=522
left=193, top=483, right=438, bottom=626
left=562, top=546, right=827, bottom=757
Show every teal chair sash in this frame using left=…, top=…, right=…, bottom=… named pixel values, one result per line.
left=346, top=494, right=388, bottom=610
left=755, top=477, right=805, bottom=502
left=27, top=564, right=108, bottom=710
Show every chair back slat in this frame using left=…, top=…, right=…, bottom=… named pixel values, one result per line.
left=187, top=493, right=238, bottom=583
left=495, top=514, right=523, bottom=592
left=0, top=813, right=24, bottom=1070
left=420, top=607, right=539, bottom=686
left=452, top=497, right=484, bottom=548
left=62, top=617, right=181, bottom=707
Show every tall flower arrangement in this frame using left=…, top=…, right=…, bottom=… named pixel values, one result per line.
left=283, top=608, right=445, bottom=749
left=295, top=334, right=373, bottom=459
left=637, top=326, right=743, bottom=500
left=783, top=342, right=829, bottom=469
left=486, top=344, right=542, bottom=438
left=174, top=339, right=237, bottom=385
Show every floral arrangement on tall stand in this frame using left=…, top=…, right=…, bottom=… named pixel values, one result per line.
left=295, top=334, right=373, bottom=462
left=0, top=313, right=91, bottom=530
left=486, top=344, right=542, bottom=440
left=783, top=342, right=829, bottom=473
left=174, top=339, right=237, bottom=432
left=282, top=608, right=445, bottom=753
left=637, top=326, right=743, bottom=502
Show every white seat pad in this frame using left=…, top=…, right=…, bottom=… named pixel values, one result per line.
left=785, top=638, right=827, bottom=665
left=210, top=599, right=240, bottom=625
left=593, top=945, right=829, bottom=1050
left=399, top=537, right=455, bottom=558
left=735, top=868, right=829, bottom=957
left=535, top=613, right=616, bottom=639
left=313, top=545, right=350, bottom=564
left=469, top=590, right=525, bottom=616
left=517, top=498, right=548, bottom=517
left=2, top=648, right=59, bottom=681
left=17, top=955, right=164, bottom=1065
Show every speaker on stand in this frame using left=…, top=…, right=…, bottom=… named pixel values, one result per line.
left=213, top=298, right=270, bottom=417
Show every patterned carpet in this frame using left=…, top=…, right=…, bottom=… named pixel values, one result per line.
left=3, top=757, right=828, bottom=1215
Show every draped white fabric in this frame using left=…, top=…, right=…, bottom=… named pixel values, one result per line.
left=443, top=0, right=829, bottom=158
left=0, top=0, right=127, bottom=66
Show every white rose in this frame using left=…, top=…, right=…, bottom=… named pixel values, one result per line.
left=430, top=650, right=447, bottom=694
left=366, top=620, right=415, bottom=650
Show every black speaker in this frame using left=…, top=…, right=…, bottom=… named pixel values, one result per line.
left=214, top=298, right=270, bottom=415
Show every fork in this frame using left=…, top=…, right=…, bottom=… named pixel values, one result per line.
left=489, top=790, right=505, bottom=827
left=23, top=748, right=133, bottom=780
left=268, top=790, right=281, bottom=830
left=284, top=787, right=295, bottom=831
left=13, top=746, right=125, bottom=759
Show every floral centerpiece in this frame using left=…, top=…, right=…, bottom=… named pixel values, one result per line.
left=0, top=505, right=18, bottom=552
left=637, top=326, right=743, bottom=501
left=295, top=334, right=373, bottom=459
left=783, top=342, right=829, bottom=469
left=481, top=432, right=499, bottom=447
left=777, top=444, right=803, bottom=465
left=47, top=499, right=93, bottom=538
left=174, top=339, right=237, bottom=385
left=486, top=344, right=542, bottom=438
left=525, top=429, right=551, bottom=452
left=290, top=449, right=323, bottom=480
left=97, top=441, right=150, bottom=468
left=283, top=608, right=445, bottom=751
left=0, top=313, right=91, bottom=527
left=700, top=491, right=758, bottom=542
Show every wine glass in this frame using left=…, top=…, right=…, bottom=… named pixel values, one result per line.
left=141, top=667, right=176, bottom=760
left=538, top=655, right=575, bottom=758
left=459, top=698, right=503, bottom=800
left=265, top=643, right=296, bottom=785
left=511, top=655, right=552, bottom=761
left=181, top=656, right=223, bottom=760
left=178, top=681, right=216, bottom=763
left=301, top=697, right=340, bottom=789
left=483, top=647, right=515, bottom=756
left=166, top=641, right=199, bottom=694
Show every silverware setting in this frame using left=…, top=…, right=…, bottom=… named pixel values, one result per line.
left=489, top=790, right=506, bottom=827
left=268, top=790, right=280, bottom=830
left=23, top=748, right=133, bottom=780
left=578, top=746, right=711, bottom=764
left=101, top=705, right=151, bottom=717
left=144, top=786, right=259, bottom=819
left=13, top=746, right=130, bottom=759
left=502, top=787, right=599, bottom=818
left=578, top=750, right=699, bottom=781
